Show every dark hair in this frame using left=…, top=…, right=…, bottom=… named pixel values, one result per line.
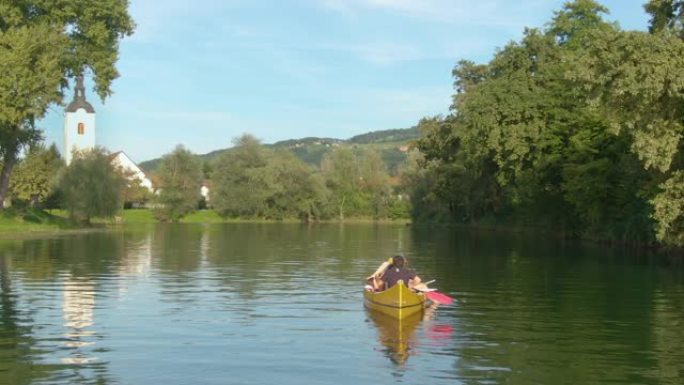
left=391, top=255, right=406, bottom=268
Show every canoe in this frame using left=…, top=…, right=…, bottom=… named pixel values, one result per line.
left=364, top=280, right=426, bottom=319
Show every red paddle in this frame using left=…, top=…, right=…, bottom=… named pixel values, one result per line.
left=424, top=291, right=454, bottom=305
left=414, top=280, right=454, bottom=305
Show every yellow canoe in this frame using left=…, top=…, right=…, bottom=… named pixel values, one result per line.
left=364, top=280, right=426, bottom=319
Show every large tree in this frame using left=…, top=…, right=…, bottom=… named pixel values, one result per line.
left=212, top=135, right=330, bottom=221
left=59, top=147, right=125, bottom=224
left=212, top=135, right=277, bottom=218
left=0, top=0, right=134, bottom=207
left=410, top=0, right=669, bottom=243
left=154, top=145, right=203, bottom=222
left=321, top=147, right=362, bottom=220
left=9, top=143, right=63, bottom=206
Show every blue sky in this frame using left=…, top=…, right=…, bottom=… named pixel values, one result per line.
left=40, top=0, right=650, bottom=163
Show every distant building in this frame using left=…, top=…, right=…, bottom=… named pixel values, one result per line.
left=201, top=180, right=210, bottom=202
left=64, top=75, right=95, bottom=165
left=109, top=151, right=154, bottom=192
left=63, top=75, right=155, bottom=192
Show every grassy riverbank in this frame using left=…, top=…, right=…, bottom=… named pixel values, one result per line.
left=0, top=208, right=66, bottom=231
left=112, top=209, right=410, bottom=224
left=0, top=208, right=409, bottom=234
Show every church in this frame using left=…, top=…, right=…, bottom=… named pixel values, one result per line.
left=64, top=75, right=154, bottom=192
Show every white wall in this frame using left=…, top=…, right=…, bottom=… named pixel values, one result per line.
left=111, top=152, right=154, bottom=191
left=64, top=108, right=96, bottom=165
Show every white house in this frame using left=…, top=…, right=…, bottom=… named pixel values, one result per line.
left=109, top=151, right=155, bottom=192
left=201, top=182, right=210, bottom=202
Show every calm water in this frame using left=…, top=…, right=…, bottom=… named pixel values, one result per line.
left=0, top=223, right=682, bottom=385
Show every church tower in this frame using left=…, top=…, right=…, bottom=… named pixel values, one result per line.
left=64, top=74, right=96, bottom=165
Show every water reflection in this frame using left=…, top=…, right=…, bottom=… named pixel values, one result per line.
left=62, top=276, right=96, bottom=364
left=368, top=310, right=422, bottom=366
left=0, top=224, right=681, bottom=385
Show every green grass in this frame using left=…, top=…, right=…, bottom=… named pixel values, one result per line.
left=0, top=207, right=70, bottom=233
left=119, top=208, right=156, bottom=223
left=115, top=209, right=410, bottom=224
left=0, top=208, right=409, bottom=235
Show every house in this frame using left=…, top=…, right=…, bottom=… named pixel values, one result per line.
left=109, top=151, right=155, bottom=192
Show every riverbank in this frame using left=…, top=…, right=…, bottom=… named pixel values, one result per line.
left=100, top=209, right=411, bottom=225
left=0, top=208, right=411, bottom=236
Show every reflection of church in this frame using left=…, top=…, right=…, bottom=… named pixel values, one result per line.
left=63, top=75, right=154, bottom=191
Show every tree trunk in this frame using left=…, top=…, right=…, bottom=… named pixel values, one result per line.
left=338, top=196, right=346, bottom=221
left=0, top=147, right=18, bottom=210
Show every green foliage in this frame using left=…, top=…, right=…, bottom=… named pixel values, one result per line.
left=139, top=127, right=421, bottom=176
left=409, top=0, right=684, bottom=245
left=154, top=145, right=203, bottom=222
left=348, top=127, right=420, bottom=144
left=10, top=143, right=63, bottom=206
left=652, top=171, right=684, bottom=246
left=0, top=0, right=134, bottom=204
left=645, top=0, right=684, bottom=36
left=119, top=172, right=151, bottom=207
left=212, top=135, right=276, bottom=218
left=321, top=147, right=363, bottom=220
left=212, top=135, right=329, bottom=220
left=321, top=146, right=394, bottom=220
left=58, top=148, right=125, bottom=223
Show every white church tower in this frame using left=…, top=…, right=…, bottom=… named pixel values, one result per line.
left=64, top=74, right=96, bottom=165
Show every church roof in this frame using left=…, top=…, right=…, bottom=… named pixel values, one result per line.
left=66, top=74, right=95, bottom=113
left=109, top=150, right=154, bottom=182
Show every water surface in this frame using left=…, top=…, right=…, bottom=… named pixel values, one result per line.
left=0, top=223, right=682, bottom=384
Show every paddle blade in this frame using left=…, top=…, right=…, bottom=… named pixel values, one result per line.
left=425, top=291, right=453, bottom=305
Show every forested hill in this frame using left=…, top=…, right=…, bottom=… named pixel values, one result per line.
left=139, top=126, right=419, bottom=174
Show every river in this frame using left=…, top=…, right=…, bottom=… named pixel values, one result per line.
left=0, top=223, right=682, bottom=384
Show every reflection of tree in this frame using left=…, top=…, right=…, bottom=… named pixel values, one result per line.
left=152, top=224, right=205, bottom=273
left=367, top=310, right=422, bottom=366
left=0, top=252, right=53, bottom=385
left=0, top=231, right=139, bottom=385
left=411, top=225, right=684, bottom=384
left=651, top=288, right=684, bottom=382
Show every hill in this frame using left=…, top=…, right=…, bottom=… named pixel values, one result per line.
left=139, top=126, right=420, bottom=175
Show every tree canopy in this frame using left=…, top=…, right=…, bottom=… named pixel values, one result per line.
left=0, top=0, right=134, bottom=206
left=154, top=145, right=203, bottom=222
left=409, top=0, right=684, bottom=246
left=10, top=143, right=62, bottom=206
left=58, top=147, right=125, bottom=223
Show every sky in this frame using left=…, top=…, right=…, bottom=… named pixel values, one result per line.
left=39, top=0, right=651, bottom=163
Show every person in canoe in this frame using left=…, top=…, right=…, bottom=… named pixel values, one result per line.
left=366, top=255, right=423, bottom=292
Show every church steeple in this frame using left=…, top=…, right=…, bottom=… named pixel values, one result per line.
left=64, top=73, right=96, bottom=165
left=66, top=74, right=95, bottom=113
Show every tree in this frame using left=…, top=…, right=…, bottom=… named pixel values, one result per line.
left=154, top=145, right=203, bottom=222
left=118, top=169, right=151, bottom=208
left=645, top=0, right=684, bottom=37
left=58, top=147, right=125, bottom=224
left=212, top=135, right=276, bottom=218
left=9, top=143, right=63, bottom=206
left=358, top=148, right=391, bottom=219
left=321, top=147, right=363, bottom=220
left=0, top=0, right=135, bottom=208
left=268, top=150, right=329, bottom=221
